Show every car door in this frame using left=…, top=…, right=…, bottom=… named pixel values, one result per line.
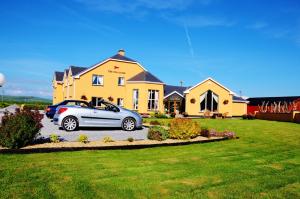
left=89, top=104, right=122, bottom=127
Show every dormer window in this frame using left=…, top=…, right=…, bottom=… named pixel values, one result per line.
left=92, top=75, right=103, bottom=86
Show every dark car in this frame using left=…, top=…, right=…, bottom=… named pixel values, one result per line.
left=45, top=100, right=90, bottom=119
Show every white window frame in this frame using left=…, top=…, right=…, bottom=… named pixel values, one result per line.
left=117, top=98, right=124, bottom=107
left=148, top=90, right=159, bottom=111
left=133, top=89, right=139, bottom=110
left=92, top=75, right=104, bottom=86
left=200, top=90, right=219, bottom=112
left=118, top=77, right=125, bottom=86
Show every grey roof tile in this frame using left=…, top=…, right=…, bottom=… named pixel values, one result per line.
left=127, top=71, right=163, bottom=83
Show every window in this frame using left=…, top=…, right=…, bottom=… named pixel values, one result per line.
left=200, top=90, right=219, bottom=112
left=92, top=75, right=103, bottom=85
left=118, top=77, right=125, bottom=86
left=148, top=90, right=159, bottom=110
left=117, top=98, right=124, bottom=106
left=133, top=89, right=139, bottom=110
left=91, top=97, right=103, bottom=107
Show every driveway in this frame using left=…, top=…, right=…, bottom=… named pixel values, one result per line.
left=40, top=115, right=148, bottom=142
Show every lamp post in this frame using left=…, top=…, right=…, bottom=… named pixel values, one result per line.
left=0, top=73, right=5, bottom=103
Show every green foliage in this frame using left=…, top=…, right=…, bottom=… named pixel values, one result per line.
left=22, top=104, right=48, bottom=110
left=127, top=137, right=134, bottom=142
left=0, top=102, right=10, bottom=108
left=103, top=136, right=114, bottom=143
left=147, top=126, right=169, bottom=141
left=78, top=134, right=89, bottom=143
left=169, top=118, right=200, bottom=140
left=0, top=109, right=43, bottom=149
left=149, top=120, right=161, bottom=125
left=242, top=114, right=255, bottom=120
left=49, top=134, right=60, bottom=143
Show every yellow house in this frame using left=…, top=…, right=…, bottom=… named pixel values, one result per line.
left=52, top=50, right=248, bottom=116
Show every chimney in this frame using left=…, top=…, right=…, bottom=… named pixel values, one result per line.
left=118, top=49, right=125, bottom=56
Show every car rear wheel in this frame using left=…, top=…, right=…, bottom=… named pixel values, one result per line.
left=62, top=116, right=78, bottom=131
left=122, top=117, right=136, bottom=131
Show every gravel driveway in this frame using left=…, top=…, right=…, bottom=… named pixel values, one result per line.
left=40, top=115, right=148, bottom=141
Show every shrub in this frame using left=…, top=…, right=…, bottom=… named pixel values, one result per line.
left=170, top=112, right=176, bottom=118
left=50, top=134, right=60, bottom=143
left=200, top=127, right=210, bottom=138
left=148, top=126, right=169, bottom=141
left=0, top=102, right=9, bottom=108
left=154, top=112, right=168, bottom=118
left=150, top=120, right=161, bottom=125
left=103, top=136, right=114, bottom=143
left=22, top=104, right=48, bottom=110
left=78, top=134, right=89, bottom=143
left=242, top=114, right=255, bottom=120
left=169, top=118, right=200, bottom=140
left=182, top=112, right=189, bottom=117
left=127, top=137, right=134, bottom=142
left=0, top=109, right=43, bottom=149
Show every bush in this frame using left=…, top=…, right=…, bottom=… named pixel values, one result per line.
left=150, top=120, right=161, bottom=125
left=22, top=104, right=48, bottom=110
left=182, top=112, right=189, bottom=117
left=103, top=136, right=114, bottom=143
left=154, top=112, right=168, bottom=118
left=50, top=134, right=60, bottom=143
left=127, top=137, right=134, bottom=142
left=242, top=114, right=255, bottom=120
left=148, top=126, right=169, bottom=141
left=0, top=109, right=43, bottom=149
left=169, top=118, right=200, bottom=140
left=0, top=102, right=10, bottom=108
left=78, top=134, right=89, bottom=143
left=170, top=112, right=176, bottom=118
left=200, top=127, right=210, bottom=138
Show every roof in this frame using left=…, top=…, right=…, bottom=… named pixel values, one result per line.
left=54, top=71, right=64, bottom=81
left=164, top=85, right=189, bottom=98
left=248, top=96, right=300, bottom=106
left=184, top=77, right=235, bottom=95
left=64, top=69, right=69, bottom=76
left=233, top=95, right=249, bottom=103
left=127, top=71, right=163, bottom=83
left=74, top=52, right=147, bottom=78
left=70, top=66, right=87, bottom=76
left=110, top=54, right=136, bottom=62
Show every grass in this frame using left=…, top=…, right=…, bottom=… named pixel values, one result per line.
left=0, top=119, right=300, bottom=198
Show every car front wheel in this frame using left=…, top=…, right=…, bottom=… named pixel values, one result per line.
left=62, top=116, right=78, bottom=131
left=122, top=117, right=136, bottom=131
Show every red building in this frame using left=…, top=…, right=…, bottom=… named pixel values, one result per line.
left=247, top=96, right=300, bottom=115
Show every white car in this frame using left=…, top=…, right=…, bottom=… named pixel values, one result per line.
left=53, top=99, right=143, bottom=131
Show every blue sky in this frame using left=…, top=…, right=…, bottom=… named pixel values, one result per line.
left=0, top=0, right=299, bottom=98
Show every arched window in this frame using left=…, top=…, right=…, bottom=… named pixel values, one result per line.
left=200, top=90, right=219, bottom=112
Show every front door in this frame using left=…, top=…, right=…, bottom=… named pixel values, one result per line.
left=167, top=101, right=181, bottom=113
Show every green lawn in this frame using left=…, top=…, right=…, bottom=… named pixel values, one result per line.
left=0, top=119, right=299, bottom=198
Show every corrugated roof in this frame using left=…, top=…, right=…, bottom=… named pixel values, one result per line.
left=110, top=54, right=136, bottom=62
left=55, top=71, right=64, bottom=81
left=164, top=85, right=188, bottom=97
left=248, top=96, right=300, bottom=106
left=127, top=71, right=163, bottom=83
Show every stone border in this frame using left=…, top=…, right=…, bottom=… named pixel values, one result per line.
left=0, top=137, right=228, bottom=154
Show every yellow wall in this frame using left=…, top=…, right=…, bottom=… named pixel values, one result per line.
left=126, top=82, right=164, bottom=113
left=232, top=102, right=247, bottom=116
left=52, top=81, right=63, bottom=104
left=185, top=79, right=233, bottom=116
left=73, top=59, right=144, bottom=101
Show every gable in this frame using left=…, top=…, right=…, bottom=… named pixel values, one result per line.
left=184, top=78, right=234, bottom=95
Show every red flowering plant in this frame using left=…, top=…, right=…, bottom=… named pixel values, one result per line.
left=0, top=108, right=44, bottom=149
